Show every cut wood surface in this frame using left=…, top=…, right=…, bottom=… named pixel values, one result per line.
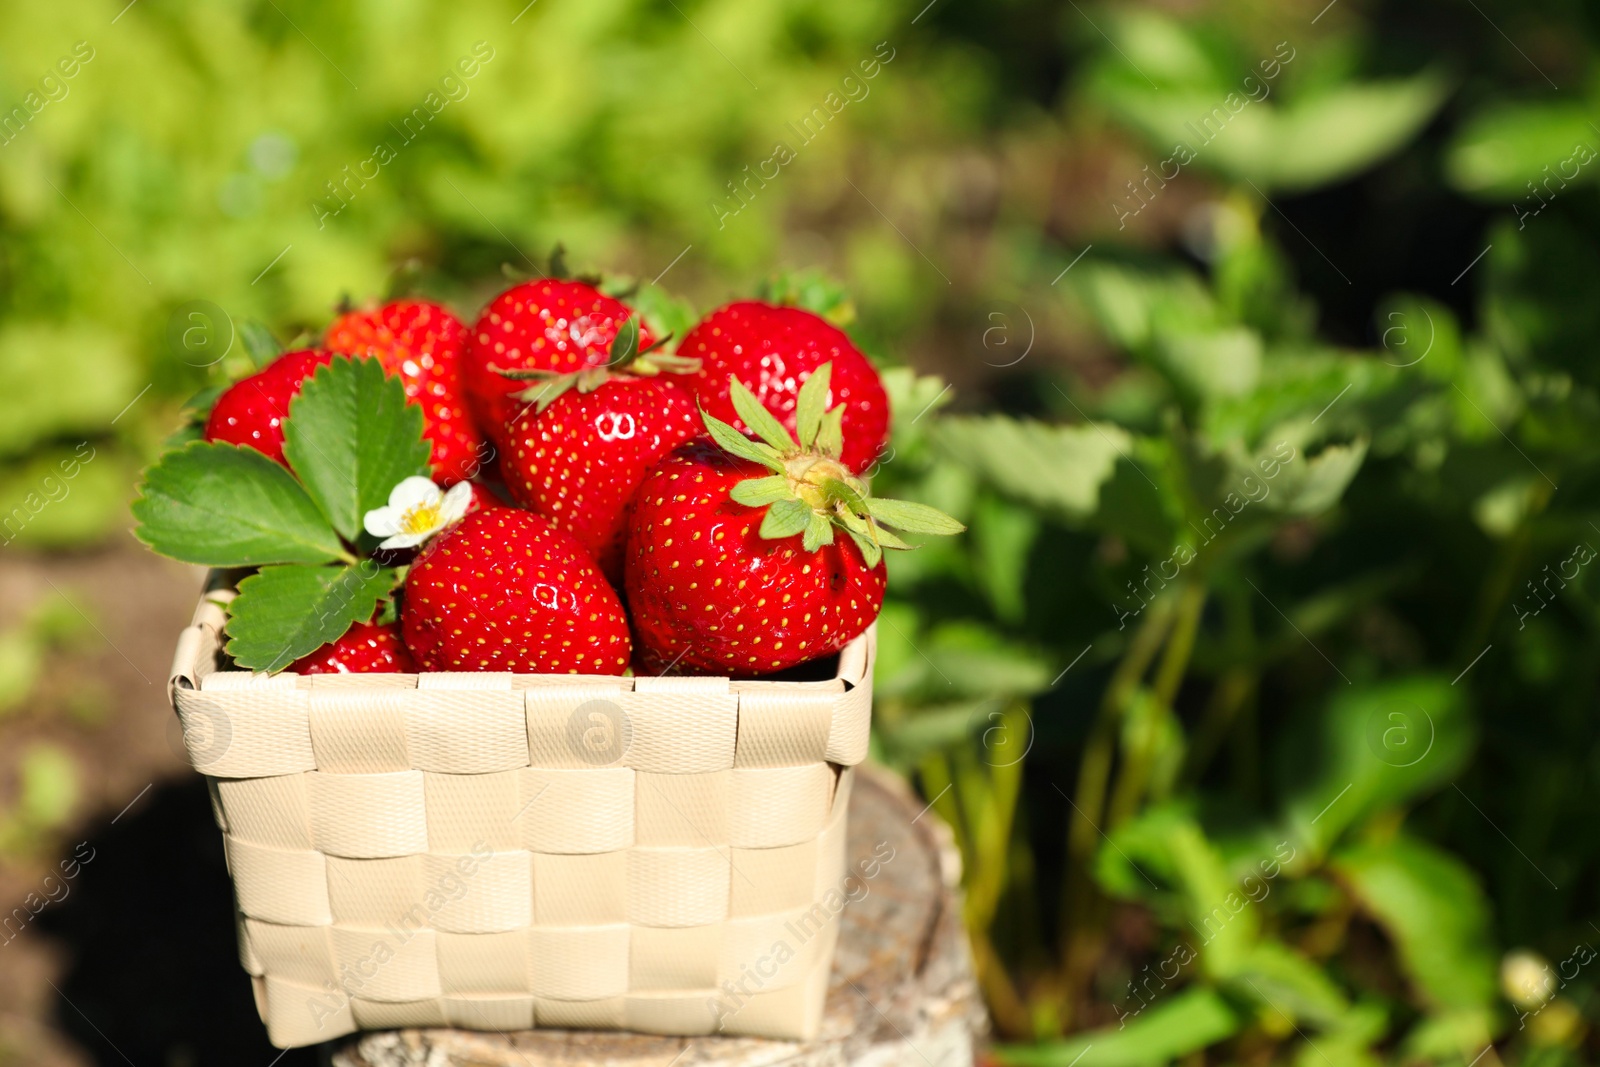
left=333, top=763, right=985, bottom=1066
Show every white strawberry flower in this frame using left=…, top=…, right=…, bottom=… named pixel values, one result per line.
left=364, top=476, right=473, bottom=549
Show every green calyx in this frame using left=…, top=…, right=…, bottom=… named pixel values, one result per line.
left=704, top=361, right=965, bottom=567
left=490, top=316, right=698, bottom=413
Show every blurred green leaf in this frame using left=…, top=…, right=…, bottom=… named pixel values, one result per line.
left=1334, top=835, right=1499, bottom=1018
left=1446, top=102, right=1598, bottom=198
left=1226, top=940, right=1356, bottom=1030
left=1278, top=675, right=1473, bottom=856
left=16, top=744, right=78, bottom=829
left=970, top=495, right=1039, bottom=624
left=0, top=445, right=128, bottom=549
left=935, top=416, right=1174, bottom=553
left=995, top=988, right=1239, bottom=1066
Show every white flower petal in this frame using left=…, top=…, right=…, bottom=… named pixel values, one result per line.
left=378, top=531, right=431, bottom=550
left=438, top=481, right=474, bottom=524
left=363, top=504, right=405, bottom=538
left=388, top=476, right=444, bottom=510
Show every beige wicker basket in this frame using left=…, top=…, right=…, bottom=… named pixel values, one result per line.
left=167, top=583, right=873, bottom=1049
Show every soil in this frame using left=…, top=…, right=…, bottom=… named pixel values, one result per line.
left=0, top=531, right=323, bottom=1066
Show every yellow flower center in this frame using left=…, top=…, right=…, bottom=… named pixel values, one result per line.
left=400, top=502, right=442, bottom=534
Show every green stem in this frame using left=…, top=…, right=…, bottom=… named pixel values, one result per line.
left=1458, top=478, right=1554, bottom=659
left=1107, top=582, right=1205, bottom=825
left=1058, top=594, right=1177, bottom=1022
left=1180, top=667, right=1256, bottom=788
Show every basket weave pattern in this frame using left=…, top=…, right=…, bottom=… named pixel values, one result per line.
left=168, top=591, right=873, bottom=1049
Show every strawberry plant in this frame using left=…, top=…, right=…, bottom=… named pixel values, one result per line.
left=134, top=356, right=431, bottom=671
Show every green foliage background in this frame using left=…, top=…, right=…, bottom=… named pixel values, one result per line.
left=1, top=0, right=1597, bottom=1063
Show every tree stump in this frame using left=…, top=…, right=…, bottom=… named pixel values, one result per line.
left=332, top=764, right=985, bottom=1066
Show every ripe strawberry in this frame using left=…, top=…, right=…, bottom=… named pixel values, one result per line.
left=203, top=349, right=335, bottom=464
left=289, top=621, right=415, bottom=674
left=681, top=301, right=889, bottom=475
left=463, top=481, right=506, bottom=515
left=625, top=365, right=962, bottom=676
left=465, top=279, right=655, bottom=448
left=326, top=300, right=487, bottom=485
left=402, top=508, right=631, bottom=674
left=499, top=327, right=700, bottom=581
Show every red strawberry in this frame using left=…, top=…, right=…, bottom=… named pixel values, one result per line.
left=289, top=621, right=416, bottom=674
left=499, top=331, right=701, bottom=581
left=625, top=365, right=962, bottom=676
left=326, top=300, right=487, bottom=485
left=402, top=508, right=631, bottom=674
left=626, top=443, right=886, bottom=675
left=463, top=481, right=506, bottom=515
left=203, top=349, right=335, bottom=464
left=465, top=279, right=655, bottom=448
left=681, top=301, right=889, bottom=475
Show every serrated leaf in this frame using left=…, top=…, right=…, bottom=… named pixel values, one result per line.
left=282, top=357, right=433, bottom=542
left=226, top=562, right=397, bottom=672
left=239, top=321, right=283, bottom=369
left=795, top=363, right=832, bottom=449
left=702, top=411, right=786, bottom=472
left=132, top=442, right=348, bottom=565
left=728, top=377, right=797, bottom=452
left=730, top=475, right=791, bottom=506
left=759, top=498, right=810, bottom=540
left=802, top=511, right=833, bottom=551
left=936, top=415, right=1129, bottom=519
left=818, top=405, right=845, bottom=459
left=865, top=496, right=966, bottom=536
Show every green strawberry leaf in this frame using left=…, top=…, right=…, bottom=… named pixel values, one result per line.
left=802, top=510, right=835, bottom=551
left=817, top=405, right=846, bottom=459
left=282, top=357, right=432, bottom=543
left=548, top=243, right=571, bottom=279
left=730, top=475, right=791, bottom=506
left=795, top=362, right=832, bottom=450
left=627, top=283, right=701, bottom=346
left=756, top=269, right=857, bottom=326
left=226, top=562, right=397, bottom=672
left=609, top=316, right=640, bottom=367
left=163, top=422, right=205, bottom=449
left=822, top=475, right=868, bottom=511
left=132, top=441, right=349, bottom=565
left=373, top=592, right=400, bottom=627
left=728, top=376, right=797, bottom=452
left=760, top=498, right=811, bottom=540
left=865, top=496, right=968, bottom=536
left=869, top=523, right=912, bottom=551
left=239, top=320, right=283, bottom=370
left=842, top=523, right=884, bottom=568
left=182, top=383, right=228, bottom=415
left=702, top=410, right=786, bottom=472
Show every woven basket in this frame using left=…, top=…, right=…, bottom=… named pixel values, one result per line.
left=166, top=581, right=873, bottom=1049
